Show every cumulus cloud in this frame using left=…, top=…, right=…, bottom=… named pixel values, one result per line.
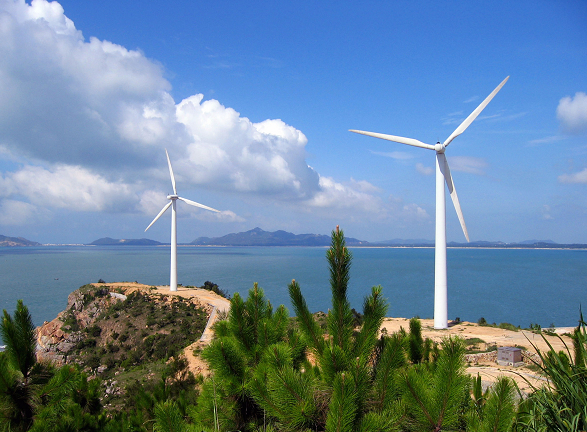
left=447, top=156, right=487, bottom=175
left=0, top=0, right=423, bottom=229
left=306, top=176, right=385, bottom=214
left=558, top=168, right=587, bottom=184
left=0, top=165, right=137, bottom=211
left=416, top=163, right=434, bottom=175
left=557, top=92, right=587, bottom=134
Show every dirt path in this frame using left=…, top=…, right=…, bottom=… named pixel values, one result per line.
left=148, top=286, right=231, bottom=377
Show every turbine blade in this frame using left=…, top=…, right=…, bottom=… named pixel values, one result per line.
left=165, top=148, right=177, bottom=195
left=178, top=196, right=220, bottom=213
left=145, top=201, right=172, bottom=231
left=443, top=76, right=510, bottom=147
left=349, top=129, right=436, bottom=150
left=438, top=153, right=470, bottom=242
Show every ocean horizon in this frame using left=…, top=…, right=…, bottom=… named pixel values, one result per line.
left=1, top=245, right=585, bottom=329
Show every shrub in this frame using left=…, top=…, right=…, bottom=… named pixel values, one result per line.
left=498, top=322, right=519, bottom=332
left=202, top=281, right=230, bottom=299
left=86, top=325, right=102, bottom=337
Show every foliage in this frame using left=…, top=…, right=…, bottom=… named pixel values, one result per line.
left=1, top=301, right=104, bottom=432
left=202, top=281, right=230, bottom=299
left=192, top=282, right=290, bottom=431
left=252, top=226, right=403, bottom=432
left=516, top=311, right=587, bottom=431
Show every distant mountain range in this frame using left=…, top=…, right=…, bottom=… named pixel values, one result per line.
left=1, top=231, right=584, bottom=248
left=191, top=227, right=369, bottom=246
left=0, top=235, right=41, bottom=247
left=89, top=237, right=163, bottom=246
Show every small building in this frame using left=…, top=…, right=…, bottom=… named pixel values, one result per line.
left=497, top=346, right=523, bottom=367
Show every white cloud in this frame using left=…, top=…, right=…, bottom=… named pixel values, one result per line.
left=387, top=195, right=430, bottom=221
left=349, top=177, right=380, bottom=193
left=558, top=168, right=587, bottom=184
left=1, top=165, right=137, bottom=212
left=416, top=163, right=434, bottom=175
left=447, top=156, right=487, bottom=175
left=528, top=135, right=566, bottom=145
left=557, top=92, right=587, bottom=134
left=175, top=97, right=319, bottom=197
left=370, top=150, right=414, bottom=160
left=0, top=0, right=391, bottom=227
left=402, top=203, right=429, bottom=220
left=190, top=210, right=245, bottom=223
left=306, top=176, right=385, bottom=214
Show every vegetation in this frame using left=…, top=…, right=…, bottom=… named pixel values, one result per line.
left=2, top=228, right=586, bottom=431
left=1, top=301, right=103, bottom=431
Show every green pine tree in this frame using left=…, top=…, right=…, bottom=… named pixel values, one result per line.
left=251, top=226, right=404, bottom=432
left=193, top=283, right=291, bottom=431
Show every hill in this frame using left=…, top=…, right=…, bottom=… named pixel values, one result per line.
left=191, top=227, right=369, bottom=246
left=36, top=282, right=229, bottom=410
left=89, top=237, right=163, bottom=246
left=0, top=234, right=41, bottom=246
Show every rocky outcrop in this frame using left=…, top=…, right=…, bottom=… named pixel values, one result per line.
left=36, top=285, right=120, bottom=365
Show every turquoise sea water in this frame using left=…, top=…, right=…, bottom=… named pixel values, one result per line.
left=0, top=246, right=585, bottom=328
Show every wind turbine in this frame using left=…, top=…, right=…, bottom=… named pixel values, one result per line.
left=350, top=76, right=509, bottom=329
left=145, top=149, right=220, bottom=292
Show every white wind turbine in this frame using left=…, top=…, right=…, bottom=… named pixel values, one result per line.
left=145, top=149, right=220, bottom=292
left=350, top=76, right=509, bottom=329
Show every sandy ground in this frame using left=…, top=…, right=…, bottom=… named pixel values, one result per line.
left=381, top=318, right=575, bottom=393
left=133, top=284, right=574, bottom=393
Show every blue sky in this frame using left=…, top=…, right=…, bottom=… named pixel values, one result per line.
left=0, top=0, right=586, bottom=244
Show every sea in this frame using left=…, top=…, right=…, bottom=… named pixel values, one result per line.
left=0, top=245, right=585, bottom=329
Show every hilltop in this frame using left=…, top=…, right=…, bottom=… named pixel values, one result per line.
left=0, top=234, right=41, bottom=246
left=36, top=281, right=230, bottom=409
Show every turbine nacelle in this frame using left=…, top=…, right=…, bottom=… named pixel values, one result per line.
left=167, top=194, right=179, bottom=200
left=434, top=143, right=446, bottom=153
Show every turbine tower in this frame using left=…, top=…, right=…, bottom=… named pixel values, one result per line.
left=350, top=77, right=509, bottom=329
left=145, top=149, right=220, bottom=292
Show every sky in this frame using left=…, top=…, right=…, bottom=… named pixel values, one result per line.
left=0, top=0, right=586, bottom=245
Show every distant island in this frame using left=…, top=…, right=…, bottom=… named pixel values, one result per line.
left=0, top=235, right=41, bottom=247
left=190, top=227, right=369, bottom=246
left=88, top=237, right=164, bottom=246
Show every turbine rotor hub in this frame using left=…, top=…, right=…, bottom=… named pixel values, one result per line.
left=434, top=142, right=446, bottom=153
left=167, top=194, right=178, bottom=200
